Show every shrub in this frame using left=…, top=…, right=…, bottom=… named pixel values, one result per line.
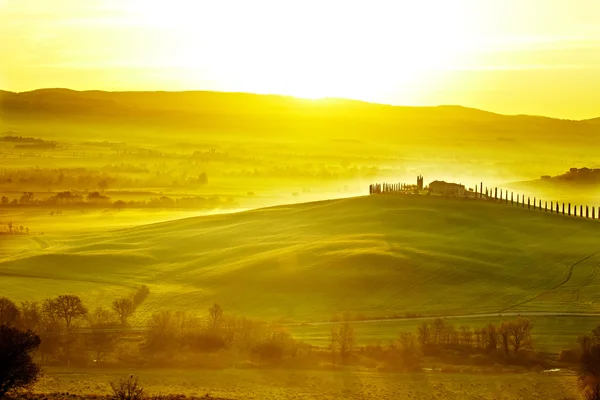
left=109, top=375, right=146, bottom=400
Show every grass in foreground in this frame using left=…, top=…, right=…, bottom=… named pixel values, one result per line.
left=29, top=367, right=580, bottom=400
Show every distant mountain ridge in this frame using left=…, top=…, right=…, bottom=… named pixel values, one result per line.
left=1, top=88, right=595, bottom=122
left=1, top=89, right=599, bottom=154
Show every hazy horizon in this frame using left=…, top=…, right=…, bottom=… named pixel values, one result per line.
left=2, top=0, right=600, bottom=119
left=3, top=87, right=600, bottom=122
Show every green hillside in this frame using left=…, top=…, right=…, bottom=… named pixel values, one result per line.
left=2, top=195, right=600, bottom=323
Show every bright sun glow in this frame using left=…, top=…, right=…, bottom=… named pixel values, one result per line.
left=112, top=0, right=476, bottom=103
left=2, top=0, right=600, bottom=117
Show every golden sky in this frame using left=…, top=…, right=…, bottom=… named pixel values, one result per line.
left=1, top=0, right=599, bottom=119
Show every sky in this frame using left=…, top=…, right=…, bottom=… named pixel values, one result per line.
left=1, top=0, right=600, bottom=119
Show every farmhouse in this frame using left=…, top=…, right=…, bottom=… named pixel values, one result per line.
left=428, top=180, right=465, bottom=197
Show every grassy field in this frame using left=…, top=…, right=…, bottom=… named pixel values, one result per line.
left=32, top=367, right=581, bottom=400
left=287, top=314, right=600, bottom=353
left=2, top=194, right=600, bottom=352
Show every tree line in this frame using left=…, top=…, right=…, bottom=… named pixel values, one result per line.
left=5, top=297, right=600, bottom=400
left=0, top=191, right=236, bottom=211
left=0, top=167, right=208, bottom=191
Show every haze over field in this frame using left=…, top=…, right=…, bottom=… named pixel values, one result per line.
left=2, top=1, right=600, bottom=399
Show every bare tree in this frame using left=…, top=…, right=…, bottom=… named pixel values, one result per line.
left=112, top=298, right=134, bottom=325
left=39, top=301, right=63, bottom=362
left=87, top=309, right=117, bottom=364
left=484, top=323, right=498, bottom=352
left=147, top=311, right=174, bottom=351
left=208, top=303, right=223, bottom=329
left=18, top=301, right=41, bottom=332
left=459, top=325, right=473, bottom=348
left=431, top=318, right=445, bottom=346
left=397, top=331, right=421, bottom=369
left=499, top=321, right=510, bottom=356
left=89, top=307, right=115, bottom=327
left=417, top=322, right=430, bottom=349
left=0, top=297, right=20, bottom=327
left=330, top=321, right=355, bottom=363
left=507, top=317, right=533, bottom=354
left=44, top=295, right=87, bottom=333
left=474, top=329, right=482, bottom=349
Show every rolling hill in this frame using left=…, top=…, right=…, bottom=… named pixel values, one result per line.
left=2, top=194, right=600, bottom=323
left=1, top=89, right=598, bottom=145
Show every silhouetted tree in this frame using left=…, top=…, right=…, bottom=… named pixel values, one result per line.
left=0, top=325, right=42, bottom=397
left=19, top=192, right=34, bottom=205
left=208, top=303, right=223, bottom=329
left=330, top=319, right=355, bottom=363
left=87, top=310, right=117, bottom=364
left=112, top=298, right=134, bottom=325
left=580, top=338, right=600, bottom=400
left=132, top=285, right=150, bottom=308
left=18, top=301, right=40, bottom=332
left=396, top=331, right=421, bottom=370
left=89, top=307, right=115, bottom=327
left=417, top=322, right=430, bottom=349
left=484, top=323, right=498, bottom=352
left=507, top=317, right=533, bottom=354
left=0, top=298, right=19, bottom=327
left=431, top=318, right=445, bottom=346
left=459, top=325, right=473, bottom=347
left=146, top=311, right=174, bottom=351
left=44, top=295, right=87, bottom=333
left=499, top=321, right=510, bottom=355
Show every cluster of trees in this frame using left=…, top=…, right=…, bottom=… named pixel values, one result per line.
left=417, top=317, right=533, bottom=357
left=1, top=221, right=30, bottom=235
left=0, top=167, right=208, bottom=191
left=551, top=167, right=600, bottom=184
left=0, top=286, right=150, bottom=365
left=1, top=135, right=54, bottom=145
left=0, top=191, right=236, bottom=211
